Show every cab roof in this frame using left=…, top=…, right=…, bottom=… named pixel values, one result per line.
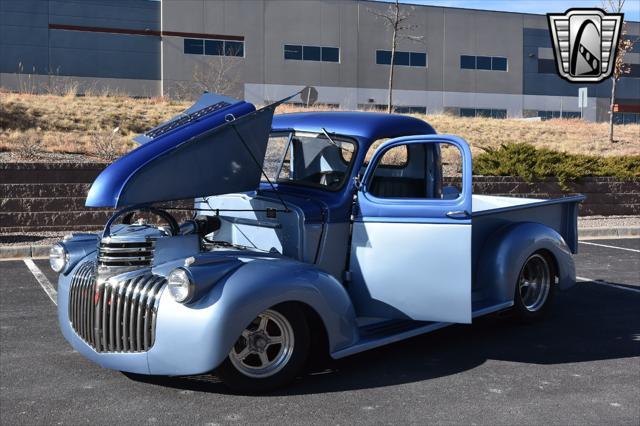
left=271, top=111, right=437, bottom=147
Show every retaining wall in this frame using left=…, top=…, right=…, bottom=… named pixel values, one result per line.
left=1, top=162, right=638, bottom=232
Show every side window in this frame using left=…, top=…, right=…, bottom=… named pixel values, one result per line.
left=368, top=142, right=463, bottom=200
left=377, top=145, right=408, bottom=167
left=439, top=143, right=463, bottom=199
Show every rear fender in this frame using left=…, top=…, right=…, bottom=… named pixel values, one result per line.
left=476, top=222, right=576, bottom=303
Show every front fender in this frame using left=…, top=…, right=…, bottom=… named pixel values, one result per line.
left=476, top=222, right=576, bottom=304
left=148, top=257, right=358, bottom=374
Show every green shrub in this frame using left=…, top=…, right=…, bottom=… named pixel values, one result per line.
left=473, top=143, right=640, bottom=186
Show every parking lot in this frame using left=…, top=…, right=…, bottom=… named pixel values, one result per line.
left=1, top=238, right=638, bottom=425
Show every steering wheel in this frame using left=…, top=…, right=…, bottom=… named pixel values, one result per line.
left=120, top=207, right=180, bottom=236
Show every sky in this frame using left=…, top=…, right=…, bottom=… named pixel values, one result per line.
left=380, top=0, right=640, bottom=22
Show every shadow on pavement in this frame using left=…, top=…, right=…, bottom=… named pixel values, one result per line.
left=126, top=281, right=640, bottom=395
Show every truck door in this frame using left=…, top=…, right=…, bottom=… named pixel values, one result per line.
left=348, top=135, right=472, bottom=323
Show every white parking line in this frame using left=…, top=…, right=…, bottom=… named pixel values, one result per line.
left=579, top=241, right=640, bottom=253
left=576, top=276, right=640, bottom=294
left=23, top=259, right=57, bottom=305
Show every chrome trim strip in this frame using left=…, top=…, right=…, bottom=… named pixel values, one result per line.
left=68, top=261, right=166, bottom=353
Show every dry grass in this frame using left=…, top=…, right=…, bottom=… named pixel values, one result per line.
left=1, top=91, right=638, bottom=161
left=0, top=92, right=189, bottom=159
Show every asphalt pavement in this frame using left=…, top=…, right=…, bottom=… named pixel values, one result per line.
left=0, top=239, right=638, bottom=425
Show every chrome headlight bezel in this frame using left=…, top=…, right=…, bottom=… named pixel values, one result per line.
left=49, top=243, right=69, bottom=273
left=167, top=267, right=194, bottom=304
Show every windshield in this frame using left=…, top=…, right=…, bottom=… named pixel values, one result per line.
left=263, top=132, right=356, bottom=190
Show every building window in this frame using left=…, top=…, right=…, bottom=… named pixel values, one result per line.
left=284, top=44, right=340, bottom=63
left=225, top=41, right=244, bottom=57
left=460, top=55, right=508, bottom=71
left=184, top=38, right=244, bottom=57
left=537, top=110, right=581, bottom=120
left=394, top=106, right=427, bottom=114
left=459, top=108, right=507, bottom=118
left=492, top=57, right=508, bottom=71
left=460, top=55, right=475, bottom=69
left=376, top=50, right=392, bottom=65
left=358, top=104, right=426, bottom=114
left=476, top=56, right=491, bottom=70
left=613, top=112, right=639, bottom=124
left=322, top=47, right=340, bottom=62
left=537, top=59, right=556, bottom=74
left=376, top=50, right=427, bottom=67
left=410, top=52, right=427, bottom=67
left=303, top=46, right=321, bottom=61
left=284, top=44, right=303, bottom=60
left=626, top=64, right=640, bottom=78
left=205, top=40, right=223, bottom=55
left=184, top=39, right=204, bottom=55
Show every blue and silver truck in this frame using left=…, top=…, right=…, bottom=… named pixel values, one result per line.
left=51, top=93, right=584, bottom=392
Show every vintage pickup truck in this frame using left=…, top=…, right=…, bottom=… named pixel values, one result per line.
left=51, top=93, right=584, bottom=392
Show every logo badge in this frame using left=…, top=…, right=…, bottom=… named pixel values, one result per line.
left=547, top=8, right=623, bottom=82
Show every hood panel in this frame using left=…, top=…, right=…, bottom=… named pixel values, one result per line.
left=86, top=93, right=276, bottom=208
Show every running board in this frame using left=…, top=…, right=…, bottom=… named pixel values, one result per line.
left=331, top=300, right=514, bottom=359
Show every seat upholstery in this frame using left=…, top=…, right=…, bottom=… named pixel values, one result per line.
left=369, top=177, right=426, bottom=198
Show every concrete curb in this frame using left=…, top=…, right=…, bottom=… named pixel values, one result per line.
left=0, top=245, right=51, bottom=260
left=579, top=226, right=640, bottom=239
left=1, top=227, right=638, bottom=260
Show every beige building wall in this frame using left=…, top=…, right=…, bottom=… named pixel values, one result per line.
left=158, top=0, right=636, bottom=121
left=161, top=0, right=526, bottom=98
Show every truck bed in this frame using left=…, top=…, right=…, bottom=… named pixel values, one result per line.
left=472, top=193, right=584, bottom=253
left=470, top=194, right=584, bottom=308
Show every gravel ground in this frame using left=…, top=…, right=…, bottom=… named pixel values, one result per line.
left=0, top=151, right=98, bottom=163
left=577, top=215, right=640, bottom=228
left=1, top=216, right=638, bottom=247
left=0, top=232, right=68, bottom=247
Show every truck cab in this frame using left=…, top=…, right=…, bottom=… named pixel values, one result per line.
left=52, top=94, right=583, bottom=392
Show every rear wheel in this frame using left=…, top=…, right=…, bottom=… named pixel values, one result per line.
left=217, top=304, right=310, bottom=393
left=513, top=252, right=555, bottom=321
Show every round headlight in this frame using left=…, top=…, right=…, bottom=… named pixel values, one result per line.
left=167, top=268, right=194, bottom=303
left=49, top=243, right=68, bottom=273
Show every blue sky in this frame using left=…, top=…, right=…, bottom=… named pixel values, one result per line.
left=380, top=0, right=640, bottom=22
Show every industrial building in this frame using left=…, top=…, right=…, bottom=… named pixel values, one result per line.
left=1, top=0, right=639, bottom=122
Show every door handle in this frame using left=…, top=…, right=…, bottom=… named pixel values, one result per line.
left=446, top=210, right=470, bottom=219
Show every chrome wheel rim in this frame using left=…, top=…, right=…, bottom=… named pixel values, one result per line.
left=229, top=309, right=295, bottom=378
left=518, top=254, right=551, bottom=312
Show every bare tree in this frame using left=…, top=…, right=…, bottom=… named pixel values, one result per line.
left=192, top=55, right=241, bottom=96
left=369, top=0, right=423, bottom=113
left=603, top=0, right=636, bottom=142
left=174, top=52, right=241, bottom=100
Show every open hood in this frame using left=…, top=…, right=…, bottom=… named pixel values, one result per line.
left=86, top=93, right=291, bottom=208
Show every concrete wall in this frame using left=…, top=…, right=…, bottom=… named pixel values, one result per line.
left=0, top=0, right=161, bottom=96
left=1, top=163, right=637, bottom=234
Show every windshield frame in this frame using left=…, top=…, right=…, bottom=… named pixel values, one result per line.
left=265, top=130, right=359, bottom=193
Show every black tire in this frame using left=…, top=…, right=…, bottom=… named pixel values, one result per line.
left=217, top=303, right=310, bottom=393
left=512, top=251, right=556, bottom=322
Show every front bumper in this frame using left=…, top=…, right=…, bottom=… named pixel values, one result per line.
left=57, top=260, right=232, bottom=376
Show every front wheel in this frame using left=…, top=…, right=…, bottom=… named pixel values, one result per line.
left=513, top=252, right=556, bottom=321
left=216, top=304, right=310, bottom=393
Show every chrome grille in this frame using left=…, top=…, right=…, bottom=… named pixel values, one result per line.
left=69, top=261, right=166, bottom=353
left=98, top=238, right=155, bottom=268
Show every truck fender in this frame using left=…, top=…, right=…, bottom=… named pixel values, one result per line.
left=476, top=222, right=576, bottom=304
left=159, top=257, right=358, bottom=372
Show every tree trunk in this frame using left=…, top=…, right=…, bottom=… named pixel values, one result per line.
left=387, top=32, right=396, bottom=114
left=608, top=77, right=617, bottom=143
left=387, top=1, right=400, bottom=114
